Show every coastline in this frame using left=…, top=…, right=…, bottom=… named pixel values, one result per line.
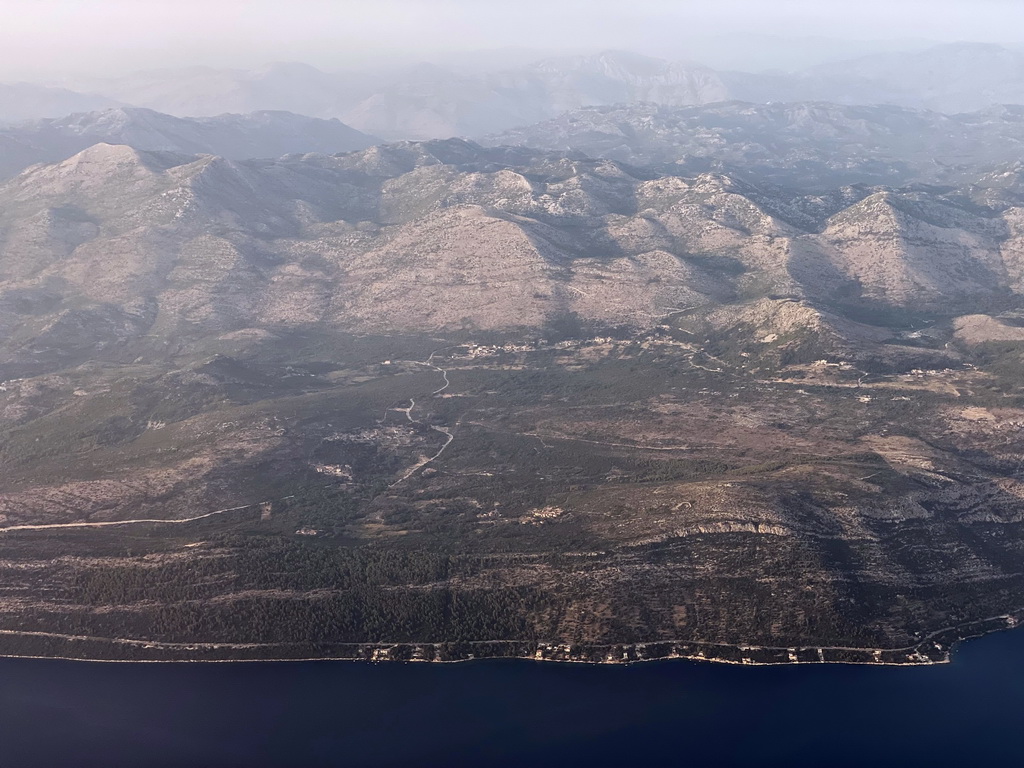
left=0, top=614, right=1015, bottom=667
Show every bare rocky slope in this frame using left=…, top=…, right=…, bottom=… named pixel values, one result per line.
left=2, top=139, right=1024, bottom=664
left=1, top=138, right=1022, bottom=366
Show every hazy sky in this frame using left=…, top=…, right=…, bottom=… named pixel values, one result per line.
left=1, top=0, right=1023, bottom=80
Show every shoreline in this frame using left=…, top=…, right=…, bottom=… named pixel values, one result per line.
left=0, top=614, right=1015, bottom=668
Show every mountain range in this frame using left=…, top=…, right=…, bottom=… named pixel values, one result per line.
left=2, top=137, right=1022, bottom=378
left=487, top=101, right=1024, bottom=188
left=6, top=96, right=1024, bottom=193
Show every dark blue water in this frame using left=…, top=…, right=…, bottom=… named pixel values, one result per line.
left=2, top=630, right=1023, bottom=768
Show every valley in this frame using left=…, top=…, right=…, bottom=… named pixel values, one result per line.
left=2, top=321, right=1023, bottom=664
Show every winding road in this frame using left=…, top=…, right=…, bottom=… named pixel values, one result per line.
left=386, top=351, right=459, bottom=487
left=0, top=503, right=262, bottom=534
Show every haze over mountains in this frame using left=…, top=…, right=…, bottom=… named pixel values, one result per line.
left=722, top=43, right=1024, bottom=113
left=53, top=53, right=729, bottom=140
left=6, top=42, right=1024, bottom=140
left=0, top=81, right=119, bottom=125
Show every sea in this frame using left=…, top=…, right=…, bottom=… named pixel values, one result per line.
left=1, top=628, right=1022, bottom=767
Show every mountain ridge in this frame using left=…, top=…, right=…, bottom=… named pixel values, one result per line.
left=0, top=107, right=377, bottom=180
